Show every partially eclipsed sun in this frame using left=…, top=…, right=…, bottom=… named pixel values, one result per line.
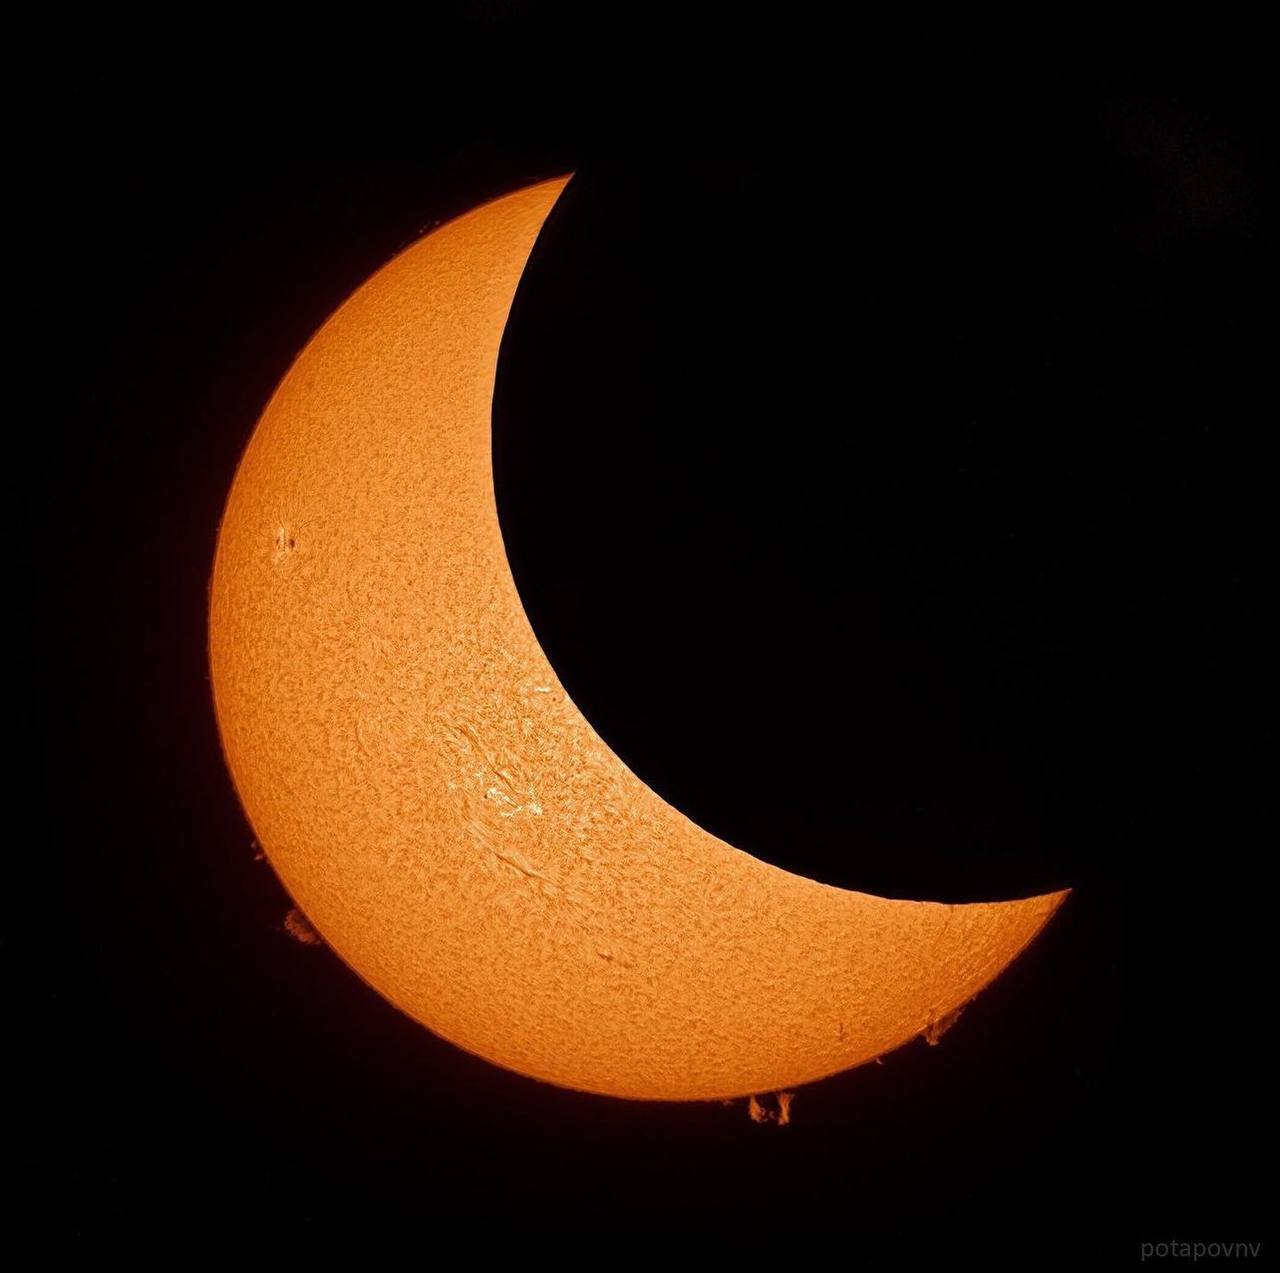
left=209, top=176, right=1067, bottom=1101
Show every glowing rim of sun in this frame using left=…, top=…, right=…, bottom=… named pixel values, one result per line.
left=209, top=175, right=1068, bottom=1102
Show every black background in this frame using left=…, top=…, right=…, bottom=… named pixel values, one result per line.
left=15, top=8, right=1272, bottom=1263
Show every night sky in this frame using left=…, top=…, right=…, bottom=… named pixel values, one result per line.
left=15, top=10, right=1272, bottom=1263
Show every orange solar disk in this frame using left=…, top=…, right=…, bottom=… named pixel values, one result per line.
left=209, top=177, right=1067, bottom=1101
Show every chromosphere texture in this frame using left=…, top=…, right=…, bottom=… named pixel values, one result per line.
left=209, top=178, right=1067, bottom=1100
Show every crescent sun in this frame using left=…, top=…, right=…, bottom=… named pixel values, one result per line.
left=208, top=176, right=1068, bottom=1102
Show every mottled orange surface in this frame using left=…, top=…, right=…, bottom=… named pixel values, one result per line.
left=209, top=177, right=1067, bottom=1100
